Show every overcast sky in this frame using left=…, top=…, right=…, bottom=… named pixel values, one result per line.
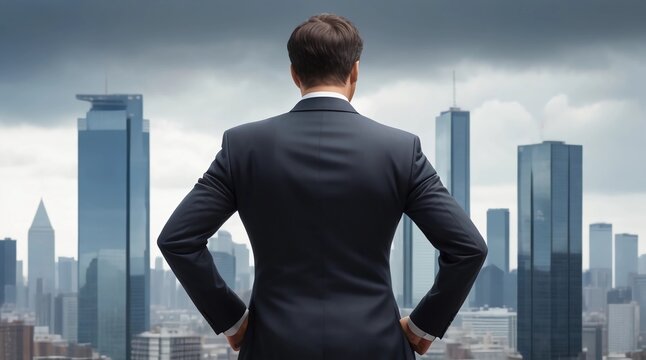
left=1, top=0, right=645, bottom=274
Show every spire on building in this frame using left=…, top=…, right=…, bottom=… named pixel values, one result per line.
left=30, top=198, right=53, bottom=230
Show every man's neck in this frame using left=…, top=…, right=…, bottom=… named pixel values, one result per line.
left=300, top=85, right=351, bottom=101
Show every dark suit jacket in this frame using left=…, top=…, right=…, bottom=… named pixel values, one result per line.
left=157, top=96, right=488, bottom=360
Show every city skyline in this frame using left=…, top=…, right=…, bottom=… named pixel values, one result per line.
left=1, top=2, right=645, bottom=276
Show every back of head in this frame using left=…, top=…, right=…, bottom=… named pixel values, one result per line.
left=287, top=14, right=363, bottom=88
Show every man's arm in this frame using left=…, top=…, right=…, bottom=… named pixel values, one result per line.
left=403, top=135, right=488, bottom=339
left=157, top=129, right=247, bottom=335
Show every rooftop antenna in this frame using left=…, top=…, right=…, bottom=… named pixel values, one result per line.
left=452, top=70, right=456, bottom=107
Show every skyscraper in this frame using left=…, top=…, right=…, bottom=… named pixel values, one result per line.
left=0, top=237, right=17, bottom=307
left=517, top=140, right=582, bottom=360
left=77, top=94, right=150, bottom=360
left=589, top=223, right=612, bottom=290
left=589, top=223, right=612, bottom=270
left=435, top=107, right=470, bottom=215
left=28, top=199, right=56, bottom=310
left=608, top=302, right=639, bottom=353
left=615, top=233, right=638, bottom=287
left=57, top=257, right=77, bottom=295
left=486, top=208, right=510, bottom=273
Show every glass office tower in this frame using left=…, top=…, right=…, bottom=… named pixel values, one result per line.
left=0, top=237, right=17, bottom=307
left=589, top=223, right=613, bottom=290
left=77, top=94, right=150, bottom=360
left=486, top=208, right=510, bottom=273
left=435, top=107, right=470, bottom=215
left=615, top=233, right=639, bottom=288
left=517, top=141, right=582, bottom=360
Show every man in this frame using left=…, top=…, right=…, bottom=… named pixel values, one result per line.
left=157, top=13, right=487, bottom=359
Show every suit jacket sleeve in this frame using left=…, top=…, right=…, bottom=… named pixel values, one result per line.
left=403, top=135, right=488, bottom=339
left=157, top=129, right=247, bottom=335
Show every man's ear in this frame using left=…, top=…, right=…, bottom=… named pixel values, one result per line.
left=290, top=64, right=302, bottom=89
left=349, top=61, right=359, bottom=85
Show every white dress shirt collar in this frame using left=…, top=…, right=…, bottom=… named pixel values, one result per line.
left=301, top=91, right=349, bottom=102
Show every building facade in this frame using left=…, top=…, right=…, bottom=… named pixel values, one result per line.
left=615, top=233, right=638, bottom=288
left=517, top=141, right=582, bottom=360
left=77, top=94, right=150, bottom=360
left=486, top=208, right=510, bottom=273
left=0, top=237, right=17, bottom=307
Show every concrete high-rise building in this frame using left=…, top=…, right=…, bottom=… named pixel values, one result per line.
left=56, top=257, right=77, bottom=295
left=517, top=141, right=582, bottom=360
left=615, top=233, right=638, bottom=287
left=77, top=94, right=150, bottom=360
left=458, top=307, right=517, bottom=351
left=589, top=223, right=612, bottom=268
left=0, top=237, right=17, bottom=307
left=486, top=209, right=510, bottom=273
left=608, top=302, right=639, bottom=353
left=28, top=199, right=56, bottom=310
left=131, top=328, right=201, bottom=360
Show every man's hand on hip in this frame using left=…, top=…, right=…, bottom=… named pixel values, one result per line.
left=400, top=316, right=433, bottom=355
left=225, top=315, right=249, bottom=351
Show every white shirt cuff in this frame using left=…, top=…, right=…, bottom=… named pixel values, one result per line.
left=223, top=308, right=249, bottom=336
left=407, top=317, right=436, bottom=341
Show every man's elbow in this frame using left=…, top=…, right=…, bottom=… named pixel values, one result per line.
left=157, top=230, right=170, bottom=252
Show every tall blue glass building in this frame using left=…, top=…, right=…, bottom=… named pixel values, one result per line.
left=589, top=223, right=613, bottom=290
left=435, top=107, right=470, bottom=215
left=517, top=140, right=582, bottom=360
left=486, top=208, right=510, bottom=273
left=0, top=237, right=17, bottom=307
left=77, top=94, right=150, bottom=360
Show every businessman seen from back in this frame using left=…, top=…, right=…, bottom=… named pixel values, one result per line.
left=157, top=13, right=488, bottom=360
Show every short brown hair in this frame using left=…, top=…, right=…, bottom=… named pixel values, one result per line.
left=287, top=13, right=363, bottom=88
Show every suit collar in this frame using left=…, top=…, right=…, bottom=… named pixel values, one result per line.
left=290, top=96, right=359, bottom=114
